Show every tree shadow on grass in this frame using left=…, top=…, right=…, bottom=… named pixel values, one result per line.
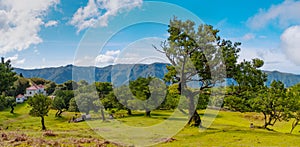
left=4, top=113, right=22, bottom=118
left=199, top=112, right=222, bottom=119
left=197, top=125, right=300, bottom=139
left=54, top=116, right=69, bottom=122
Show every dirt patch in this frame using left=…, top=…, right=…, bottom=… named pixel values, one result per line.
left=244, top=113, right=264, bottom=121
left=0, top=131, right=118, bottom=147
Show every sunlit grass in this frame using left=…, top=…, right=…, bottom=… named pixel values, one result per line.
left=0, top=103, right=300, bottom=146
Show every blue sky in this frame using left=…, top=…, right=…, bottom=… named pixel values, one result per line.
left=0, top=0, right=300, bottom=74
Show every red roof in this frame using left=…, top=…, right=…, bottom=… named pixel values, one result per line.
left=26, top=84, right=44, bottom=90
left=26, top=86, right=38, bottom=90
left=16, top=94, right=24, bottom=98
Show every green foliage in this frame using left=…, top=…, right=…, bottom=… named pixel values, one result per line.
left=0, top=95, right=7, bottom=111
left=233, top=59, right=267, bottom=89
left=287, top=83, right=300, bottom=133
left=5, top=96, right=16, bottom=114
left=14, top=77, right=30, bottom=95
left=64, top=80, right=78, bottom=90
left=68, top=98, right=79, bottom=112
left=163, top=84, right=180, bottom=110
left=56, top=80, right=78, bottom=91
left=45, top=82, right=56, bottom=95
left=78, top=80, right=89, bottom=86
left=0, top=57, right=17, bottom=95
left=250, top=81, right=290, bottom=128
left=27, top=94, right=52, bottom=130
left=28, top=94, right=52, bottom=117
left=54, top=90, right=74, bottom=110
left=29, top=77, right=48, bottom=85
left=7, top=76, right=30, bottom=96
left=52, top=96, right=66, bottom=117
left=129, top=77, right=165, bottom=117
left=74, top=92, right=98, bottom=115
left=113, top=85, right=134, bottom=115
left=158, top=17, right=242, bottom=126
left=224, top=58, right=267, bottom=112
left=95, top=82, right=112, bottom=98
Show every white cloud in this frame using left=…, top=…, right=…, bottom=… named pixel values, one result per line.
left=75, top=50, right=121, bottom=67
left=242, top=33, right=255, bottom=41
left=70, top=0, right=143, bottom=32
left=45, top=20, right=58, bottom=27
left=106, top=50, right=120, bottom=56
left=6, top=54, right=26, bottom=65
left=0, top=0, right=59, bottom=54
left=281, top=25, right=300, bottom=65
left=247, top=0, right=300, bottom=29
left=238, top=47, right=298, bottom=72
left=96, top=50, right=120, bottom=64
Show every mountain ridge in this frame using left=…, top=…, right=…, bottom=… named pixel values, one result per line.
left=13, top=63, right=300, bottom=87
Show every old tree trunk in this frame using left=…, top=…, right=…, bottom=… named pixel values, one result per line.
left=41, top=116, right=46, bottom=130
left=187, top=95, right=201, bottom=127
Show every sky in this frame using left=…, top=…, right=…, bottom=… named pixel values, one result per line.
left=0, top=0, right=300, bottom=74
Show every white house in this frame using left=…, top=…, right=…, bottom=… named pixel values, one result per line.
left=24, top=84, right=47, bottom=98
left=16, top=94, right=25, bottom=103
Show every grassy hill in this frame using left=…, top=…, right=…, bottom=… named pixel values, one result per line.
left=1, top=103, right=300, bottom=146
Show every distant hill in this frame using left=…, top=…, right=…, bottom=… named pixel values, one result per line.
left=14, top=63, right=300, bottom=87
left=264, top=70, right=300, bottom=87
left=14, top=63, right=169, bottom=85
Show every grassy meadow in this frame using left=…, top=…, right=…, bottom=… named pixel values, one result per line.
left=0, top=103, right=300, bottom=146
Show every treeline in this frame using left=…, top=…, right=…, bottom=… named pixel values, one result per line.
left=224, top=81, right=300, bottom=133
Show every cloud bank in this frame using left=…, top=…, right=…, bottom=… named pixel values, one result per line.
left=247, top=0, right=300, bottom=29
left=0, top=0, right=59, bottom=55
left=70, top=0, right=143, bottom=32
left=281, top=25, right=300, bottom=65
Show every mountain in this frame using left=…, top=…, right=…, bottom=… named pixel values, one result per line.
left=14, top=63, right=169, bottom=85
left=14, top=63, right=300, bottom=87
left=264, top=70, right=300, bottom=87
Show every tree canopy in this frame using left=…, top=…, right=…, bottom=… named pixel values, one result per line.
left=156, top=17, right=241, bottom=126
left=28, top=94, right=52, bottom=130
left=0, top=57, right=17, bottom=95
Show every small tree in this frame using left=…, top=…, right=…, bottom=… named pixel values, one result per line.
left=68, top=98, right=79, bottom=112
left=52, top=96, right=66, bottom=117
left=28, top=94, right=52, bottom=130
left=5, top=96, right=16, bottom=114
left=129, top=77, right=165, bottom=117
left=74, top=93, right=97, bottom=115
left=251, top=81, right=290, bottom=129
left=54, top=90, right=74, bottom=112
left=287, top=84, right=300, bottom=134
left=113, top=85, right=135, bottom=115
left=224, top=59, right=267, bottom=112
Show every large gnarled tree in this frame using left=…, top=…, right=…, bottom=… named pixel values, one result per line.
left=156, top=18, right=240, bottom=127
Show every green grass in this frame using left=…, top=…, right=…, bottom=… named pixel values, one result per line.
left=0, top=103, right=300, bottom=146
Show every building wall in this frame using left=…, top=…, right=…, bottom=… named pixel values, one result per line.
left=25, top=89, right=47, bottom=97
